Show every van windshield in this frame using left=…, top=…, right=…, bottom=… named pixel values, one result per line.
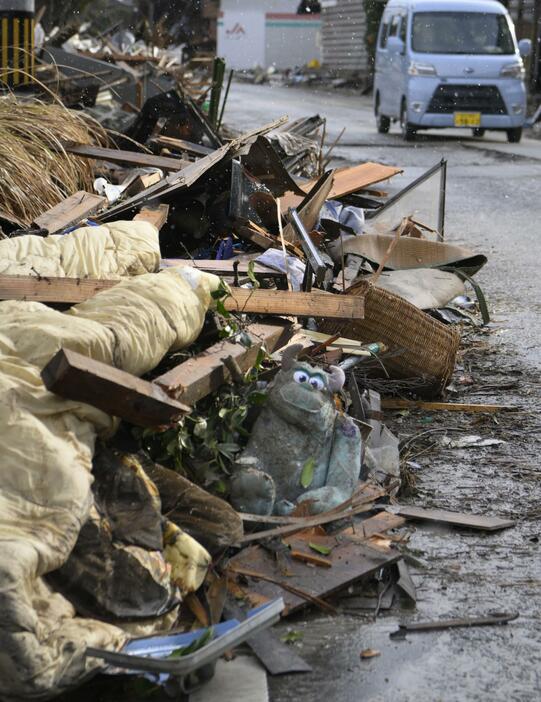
left=412, top=12, right=515, bottom=55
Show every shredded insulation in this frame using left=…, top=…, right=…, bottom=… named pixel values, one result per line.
left=0, top=97, right=107, bottom=226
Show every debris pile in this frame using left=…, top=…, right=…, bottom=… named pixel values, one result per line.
left=0, top=50, right=517, bottom=701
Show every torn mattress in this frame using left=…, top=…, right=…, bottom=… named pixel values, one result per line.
left=0, top=266, right=219, bottom=700
left=0, top=220, right=160, bottom=278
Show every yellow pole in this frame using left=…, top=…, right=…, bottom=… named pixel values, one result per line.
left=30, top=17, right=34, bottom=79
left=13, top=17, right=20, bottom=86
left=1, top=17, right=7, bottom=85
left=23, top=18, right=29, bottom=84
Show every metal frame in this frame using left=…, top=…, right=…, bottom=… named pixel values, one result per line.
left=85, top=598, right=284, bottom=676
left=365, top=159, right=447, bottom=240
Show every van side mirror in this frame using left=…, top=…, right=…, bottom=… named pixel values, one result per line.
left=387, top=36, right=405, bottom=55
left=518, top=38, right=532, bottom=57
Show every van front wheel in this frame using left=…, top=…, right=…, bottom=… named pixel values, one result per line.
left=507, top=128, right=522, bottom=143
left=400, top=100, right=416, bottom=141
left=375, top=95, right=390, bottom=134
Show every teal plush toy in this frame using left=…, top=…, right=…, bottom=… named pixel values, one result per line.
left=230, top=344, right=362, bottom=516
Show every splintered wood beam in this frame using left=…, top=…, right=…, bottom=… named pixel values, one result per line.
left=33, top=191, right=106, bottom=234
left=154, top=321, right=295, bottom=405
left=42, top=348, right=190, bottom=427
left=223, top=289, right=364, bottom=320
left=125, top=171, right=163, bottom=196
left=393, top=506, right=516, bottom=531
left=0, top=278, right=365, bottom=320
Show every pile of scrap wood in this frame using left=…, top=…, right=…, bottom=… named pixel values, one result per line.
left=0, top=83, right=501, bottom=699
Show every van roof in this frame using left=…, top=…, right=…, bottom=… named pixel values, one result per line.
left=385, top=0, right=507, bottom=14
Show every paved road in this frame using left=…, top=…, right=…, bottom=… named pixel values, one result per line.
left=224, top=83, right=541, bottom=702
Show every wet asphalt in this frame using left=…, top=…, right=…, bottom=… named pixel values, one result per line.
left=224, top=82, right=541, bottom=702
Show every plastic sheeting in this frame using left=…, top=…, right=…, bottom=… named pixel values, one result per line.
left=0, top=220, right=161, bottom=278
left=0, top=265, right=219, bottom=700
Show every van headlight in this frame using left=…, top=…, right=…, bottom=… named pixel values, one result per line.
left=500, top=62, right=525, bottom=79
left=408, top=61, right=437, bottom=76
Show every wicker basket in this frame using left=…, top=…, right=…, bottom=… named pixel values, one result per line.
left=321, top=280, right=461, bottom=396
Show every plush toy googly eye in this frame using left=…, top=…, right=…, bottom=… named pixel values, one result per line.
left=309, top=376, right=325, bottom=390
left=293, top=370, right=309, bottom=384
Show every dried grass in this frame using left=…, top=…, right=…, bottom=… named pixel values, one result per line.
left=0, top=96, right=107, bottom=226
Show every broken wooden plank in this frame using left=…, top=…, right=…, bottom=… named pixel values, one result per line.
left=393, top=505, right=515, bottom=531
left=290, top=550, right=332, bottom=568
left=396, top=612, right=518, bottom=634
left=236, top=224, right=277, bottom=251
left=227, top=540, right=400, bottom=616
left=223, top=289, right=364, bottom=320
left=154, top=322, right=295, bottom=405
left=125, top=171, right=163, bottom=196
left=341, top=511, right=406, bottom=541
left=41, top=348, right=190, bottom=427
left=161, top=258, right=286, bottom=280
left=33, top=191, right=106, bottom=235
left=303, top=162, right=402, bottom=200
left=61, top=142, right=190, bottom=172
left=0, top=275, right=116, bottom=304
left=0, top=277, right=364, bottom=321
left=238, top=499, right=380, bottom=546
left=381, top=399, right=515, bottom=413
left=154, top=135, right=213, bottom=157
left=133, top=204, right=169, bottom=230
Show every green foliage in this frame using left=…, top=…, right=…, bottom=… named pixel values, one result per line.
left=281, top=630, right=304, bottom=644
left=309, top=542, right=332, bottom=556
left=300, top=457, right=316, bottom=489
left=168, top=627, right=214, bottom=658
left=136, top=345, right=269, bottom=494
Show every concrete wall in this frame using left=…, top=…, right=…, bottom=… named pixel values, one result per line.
left=218, top=0, right=321, bottom=69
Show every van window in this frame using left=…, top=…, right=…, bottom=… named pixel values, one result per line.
left=412, top=12, right=515, bottom=55
left=380, top=22, right=390, bottom=49
left=399, top=16, right=407, bottom=44
left=389, top=16, right=400, bottom=38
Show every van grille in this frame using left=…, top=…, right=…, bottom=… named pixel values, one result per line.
left=427, top=85, right=507, bottom=115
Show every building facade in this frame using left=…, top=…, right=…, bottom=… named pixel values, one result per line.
left=217, top=0, right=322, bottom=70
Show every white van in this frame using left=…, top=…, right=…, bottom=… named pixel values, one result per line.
left=373, top=0, right=531, bottom=142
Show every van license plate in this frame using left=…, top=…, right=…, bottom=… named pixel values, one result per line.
left=454, top=112, right=481, bottom=127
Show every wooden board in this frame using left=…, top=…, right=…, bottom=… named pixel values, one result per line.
left=33, top=191, right=106, bottom=234
left=125, top=172, right=163, bottom=196
left=223, top=288, right=364, bottom=320
left=42, top=348, right=190, bottom=427
left=0, top=275, right=116, bottom=304
left=0, top=277, right=364, bottom=320
left=303, top=162, right=402, bottom=200
left=394, top=505, right=515, bottom=531
left=227, top=541, right=400, bottom=616
left=161, top=258, right=286, bottom=279
left=61, top=142, right=190, bottom=172
left=154, top=321, right=294, bottom=404
left=154, top=135, right=213, bottom=157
